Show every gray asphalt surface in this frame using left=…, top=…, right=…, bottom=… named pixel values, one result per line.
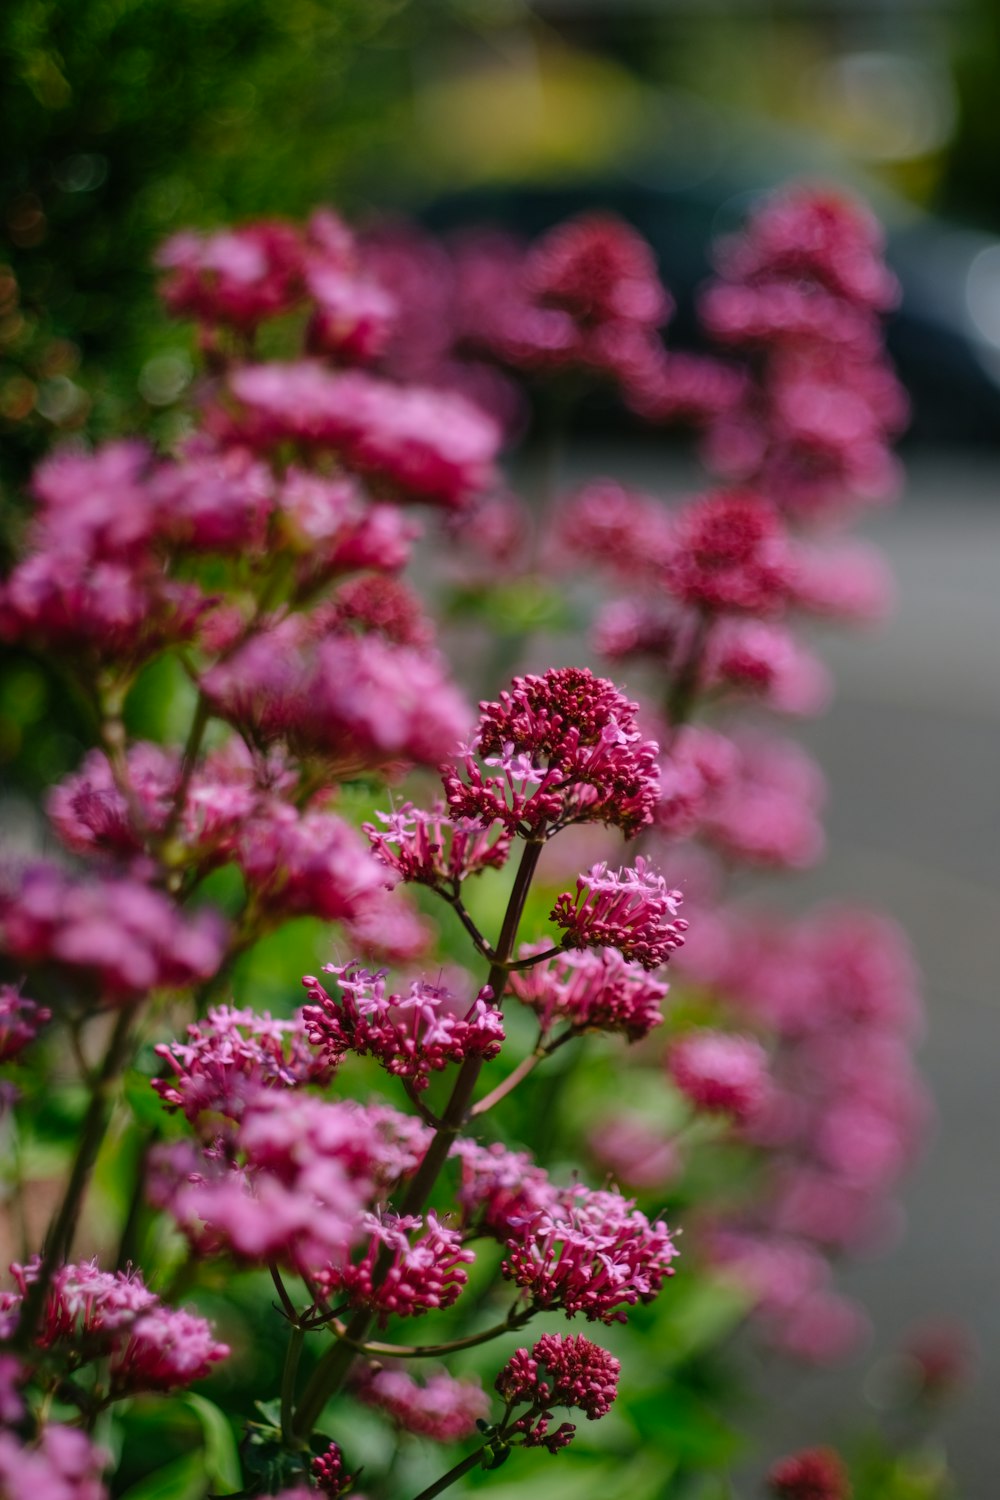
left=561, top=443, right=1000, bottom=1497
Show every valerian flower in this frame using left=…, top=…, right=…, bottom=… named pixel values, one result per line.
left=443, top=667, right=661, bottom=839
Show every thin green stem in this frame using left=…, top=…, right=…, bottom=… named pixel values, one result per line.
left=325, top=1306, right=532, bottom=1360
left=280, top=1324, right=306, bottom=1450
left=665, top=611, right=713, bottom=738
left=12, top=1004, right=136, bottom=1351
left=470, top=1049, right=543, bottom=1118
left=159, top=691, right=211, bottom=849
left=407, top=1444, right=490, bottom=1500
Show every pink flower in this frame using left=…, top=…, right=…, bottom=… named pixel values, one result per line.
left=202, top=620, right=471, bottom=772
left=153, top=1005, right=331, bottom=1125
left=109, top=1305, right=229, bottom=1394
left=302, top=964, right=503, bottom=1091
left=0, top=983, right=50, bottom=1062
left=550, top=858, right=687, bottom=971
left=508, top=946, right=668, bottom=1042
left=667, top=1030, right=770, bottom=1121
left=354, top=1365, right=490, bottom=1442
left=0, top=551, right=210, bottom=663
left=7, top=1261, right=228, bottom=1395
left=322, top=1210, right=474, bottom=1323
left=364, top=801, right=511, bottom=888
left=237, top=806, right=390, bottom=923
left=662, top=490, right=795, bottom=617
left=768, top=1447, right=850, bottom=1500
left=714, top=187, right=898, bottom=311
left=320, top=574, right=434, bottom=648
left=0, top=1424, right=108, bottom=1500
left=444, top=667, right=661, bottom=839
left=157, top=221, right=304, bottom=328
left=305, top=262, right=397, bottom=365
left=696, top=731, right=826, bottom=870
left=451, top=1139, right=557, bottom=1240
left=0, top=864, right=227, bottom=1003
left=495, top=1333, right=620, bottom=1451
left=151, top=444, right=275, bottom=554
left=527, top=215, right=671, bottom=330
left=501, top=1184, right=678, bottom=1323
left=556, top=479, right=676, bottom=585
left=152, top=1094, right=426, bottom=1274
left=229, top=363, right=500, bottom=509
left=310, top=1440, right=355, bottom=1498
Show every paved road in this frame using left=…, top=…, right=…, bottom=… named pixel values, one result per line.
left=560, top=443, right=1000, bottom=1497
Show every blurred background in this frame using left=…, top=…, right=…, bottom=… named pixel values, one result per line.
left=2, top=0, right=998, bottom=1493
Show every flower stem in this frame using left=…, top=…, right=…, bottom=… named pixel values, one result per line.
left=326, top=1306, right=533, bottom=1360
left=407, top=1444, right=489, bottom=1500
left=665, top=610, right=713, bottom=737
left=280, top=1323, right=306, bottom=1449
left=12, top=1003, right=135, bottom=1351
left=291, top=839, right=544, bottom=1442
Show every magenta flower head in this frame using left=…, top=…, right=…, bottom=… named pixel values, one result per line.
left=663, top=490, right=794, bottom=617
left=551, top=857, right=687, bottom=971
left=667, top=1029, right=770, bottom=1122
left=6, top=1260, right=228, bottom=1396
left=767, top=1446, right=851, bottom=1500
left=0, top=983, right=50, bottom=1062
left=0, top=1423, right=108, bottom=1500
left=508, top=947, right=668, bottom=1042
left=354, top=1364, right=490, bottom=1442
left=302, top=964, right=504, bottom=1091
left=311, top=1440, right=355, bottom=1498
left=323, top=1209, right=474, bottom=1324
left=443, top=667, right=661, bottom=840
left=0, top=864, right=227, bottom=1004
left=495, top=1332, right=621, bottom=1452
left=153, top=1004, right=332, bottom=1126
left=364, top=801, right=512, bottom=890
left=502, top=1184, right=678, bottom=1323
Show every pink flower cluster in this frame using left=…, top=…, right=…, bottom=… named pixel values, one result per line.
left=0, top=442, right=210, bottom=663
left=508, top=946, right=669, bottom=1042
left=767, top=1445, right=849, bottom=1500
left=3, top=1260, right=228, bottom=1395
left=365, top=213, right=672, bottom=419
left=495, top=1333, right=620, bottom=1452
left=364, top=802, right=512, bottom=889
left=699, top=186, right=907, bottom=521
left=151, top=1089, right=428, bottom=1276
left=667, top=1029, right=770, bottom=1122
left=354, top=1365, right=489, bottom=1442
left=319, top=1210, right=473, bottom=1323
left=227, top=363, right=500, bottom=511
left=452, top=1139, right=558, bottom=1241
left=0, top=864, right=226, bottom=1004
left=302, top=964, right=503, bottom=1091
left=0, top=1423, right=108, bottom=1500
left=444, top=667, right=662, bottom=839
left=153, top=1005, right=331, bottom=1124
left=655, top=727, right=826, bottom=872
left=678, top=904, right=926, bottom=1360
left=311, top=1440, right=356, bottom=1498
left=501, top=1184, right=678, bottom=1324
left=550, top=858, right=688, bottom=971
left=0, top=983, right=50, bottom=1062
left=202, top=613, right=470, bottom=773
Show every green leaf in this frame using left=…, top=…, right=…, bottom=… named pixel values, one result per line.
left=117, top=1452, right=207, bottom=1500
left=182, top=1393, right=242, bottom=1493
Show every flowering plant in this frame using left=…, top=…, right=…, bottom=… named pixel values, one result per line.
left=0, top=190, right=950, bottom=1498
